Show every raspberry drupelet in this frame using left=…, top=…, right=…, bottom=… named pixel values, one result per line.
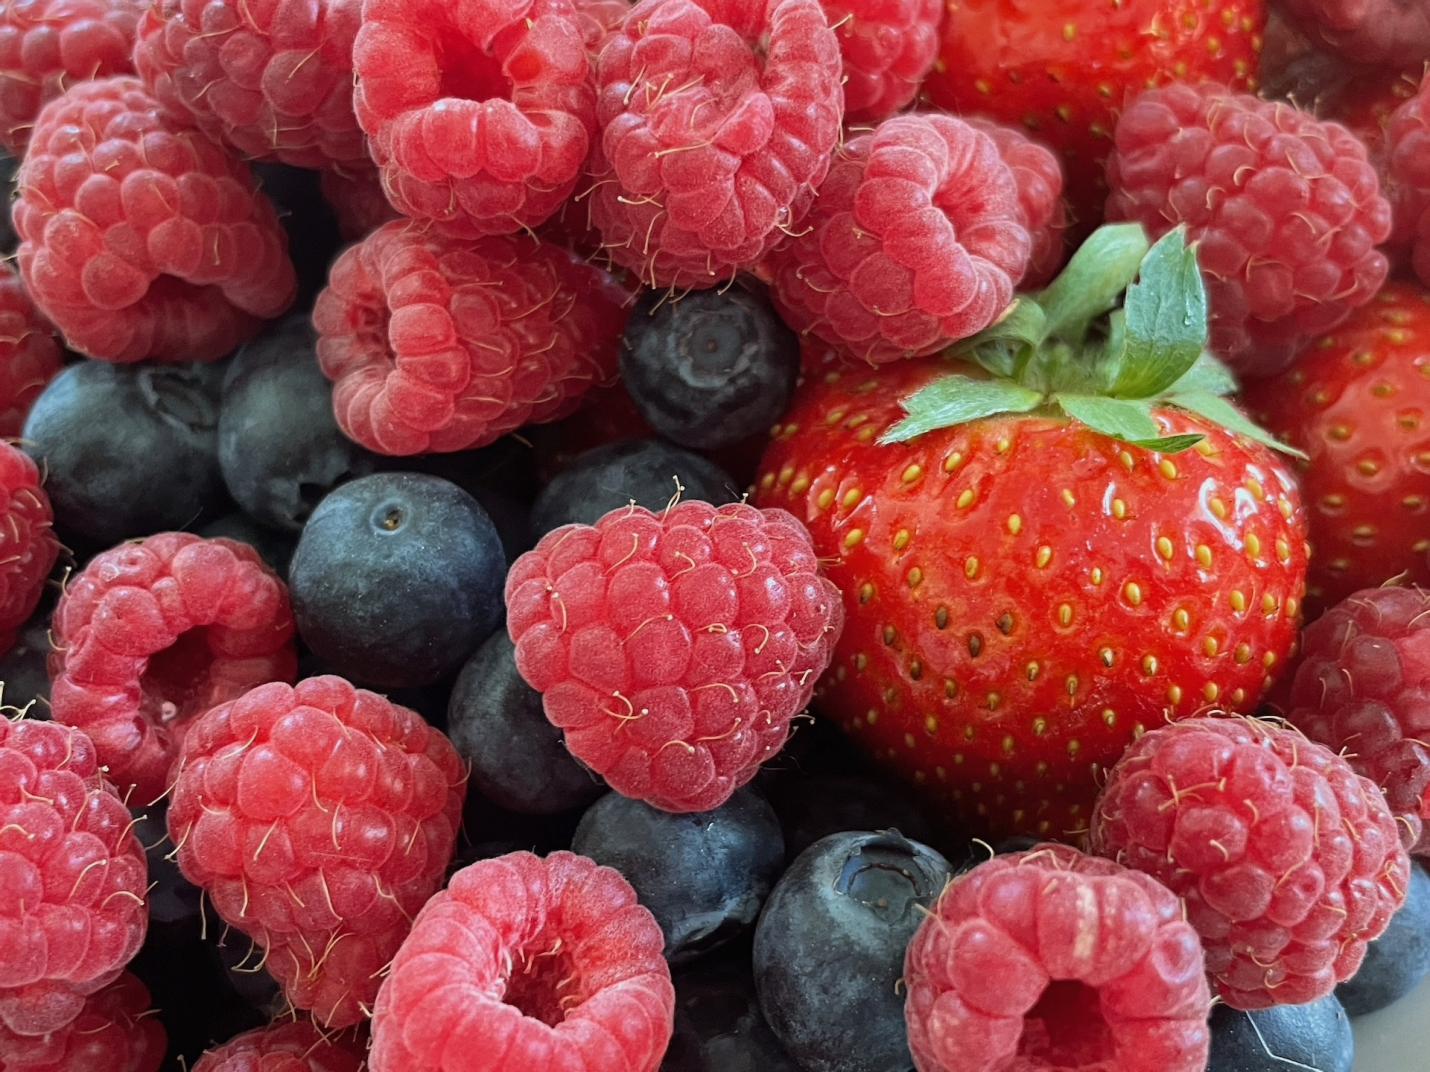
left=193, top=1020, right=365, bottom=1072
left=368, top=850, right=675, bottom=1072
left=903, top=844, right=1212, bottom=1072
left=589, top=0, right=845, bottom=289
left=1106, top=83, right=1392, bottom=378
left=766, top=113, right=1031, bottom=365
left=823, top=0, right=943, bottom=123
left=313, top=221, right=628, bottom=456
left=49, top=533, right=298, bottom=803
left=0, top=720, right=149, bottom=1039
left=505, top=500, right=843, bottom=812
left=0, top=443, right=58, bottom=658
left=965, top=116, right=1067, bottom=289
left=134, top=0, right=368, bottom=171
left=1279, top=0, right=1430, bottom=67
left=352, top=0, right=596, bottom=238
left=168, top=676, right=467, bottom=1029
left=0, top=265, right=63, bottom=439
left=1090, top=716, right=1411, bottom=1010
left=0, top=972, right=165, bottom=1072
left=13, top=77, right=296, bottom=364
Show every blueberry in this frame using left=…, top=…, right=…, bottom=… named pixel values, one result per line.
left=531, top=438, right=736, bottom=535
left=22, top=360, right=225, bottom=548
left=1208, top=995, right=1354, bottom=1072
left=753, top=831, right=953, bottom=1072
left=573, top=788, right=784, bottom=963
left=765, top=772, right=938, bottom=865
left=0, top=613, right=52, bottom=717
left=1338, top=859, right=1430, bottom=1015
left=289, top=472, right=504, bottom=689
left=0, top=152, right=15, bottom=253
left=218, top=315, right=376, bottom=532
left=252, top=163, right=343, bottom=310
left=664, top=957, right=799, bottom=1071
left=198, top=512, right=297, bottom=577
left=447, top=631, right=601, bottom=814
left=620, top=287, right=798, bottom=450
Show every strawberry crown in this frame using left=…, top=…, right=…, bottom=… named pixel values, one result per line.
left=881, top=224, right=1303, bottom=458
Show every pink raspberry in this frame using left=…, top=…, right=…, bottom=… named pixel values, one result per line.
left=1106, top=83, right=1392, bottom=378
left=0, top=442, right=58, bottom=658
left=14, top=77, right=296, bottom=364
left=1286, top=587, right=1430, bottom=857
left=0, top=721, right=148, bottom=1039
left=1385, top=72, right=1430, bottom=288
left=0, top=265, right=63, bottom=439
left=319, top=168, right=399, bottom=243
left=313, top=221, right=629, bottom=456
left=824, top=0, right=942, bottom=122
left=369, top=850, right=674, bottom=1072
left=766, top=113, right=1030, bottom=365
left=353, top=0, right=596, bottom=239
left=1090, top=716, right=1411, bottom=1010
left=505, top=500, right=843, bottom=812
left=49, top=532, right=298, bottom=803
left=965, top=116, right=1067, bottom=289
left=133, top=0, right=368, bottom=171
left=193, top=1020, right=365, bottom=1072
left=904, top=844, right=1211, bottom=1072
left=0, top=972, right=164, bottom=1072
left=169, top=676, right=467, bottom=1029
left=589, top=0, right=845, bottom=289
left=1279, top=0, right=1430, bottom=67
left=0, top=0, right=142, bottom=154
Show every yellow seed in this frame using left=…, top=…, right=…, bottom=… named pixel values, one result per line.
left=1026, top=661, right=1041, bottom=681
left=956, top=488, right=976, bottom=509
left=1262, top=593, right=1279, bottom=614
left=844, top=528, right=865, bottom=548
left=1358, top=458, right=1381, bottom=476
left=1159, top=459, right=1179, bottom=480
left=790, top=475, right=809, bottom=495
left=1142, top=654, right=1158, bottom=675
left=1235, top=643, right=1252, bottom=664
left=945, top=679, right=959, bottom=699
left=854, top=653, right=868, bottom=671
left=1263, top=651, right=1277, bottom=668
left=1032, top=717, right=1047, bottom=736
left=1203, top=636, right=1220, bottom=657
left=1124, top=581, right=1143, bottom=606
left=1275, top=538, right=1291, bottom=562
left=883, top=625, right=896, bottom=645
left=988, top=692, right=1002, bottom=710
left=1230, top=590, right=1247, bottom=613
left=1102, top=708, right=1117, bottom=727
left=893, top=529, right=910, bottom=551
left=996, top=437, right=1011, bottom=454
left=907, top=568, right=923, bottom=588
left=1204, top=682, right=1220, bottom=702
left=904, top=733, right=916, bottom=750
left=1007, top=514, right=1023, bottom=535
left=1058, top=603, right=1073, bottom=626
left=1118, top=450, right=1134, bottom=470
left=1100, top=647, right=1115, bottom=667
left=963, top=725, right=975, bottom=741
left=1231, top=688, right=1246, bottom=706
left=935, top=606, right=949, bottom=629
left=1090, top=567, right=1104, bottom=586
left=863, top=709, right=878, bottom=726
left=943, top=451, right=964, bottom=473
left=841, top=488, right=861, bottom=508
left=1156, top=536, right=1174, bottom=560
left=1002, top=734, right=1016, bottom=755
left=1246, top=533, right=1262, bottom=558
left=909, top=659, right=923, bottom=681
left=759, top=473, right=775, bottom=490
left=1066, top=674, right=1080, bottom=696
left=1173, top=608, right=1191, bottom=631
left=901, top=463, right=923, bottom=484
left=1287, top=597, right=1301, bottom=619
left=1196, top=544, right=1213, bottom=569
left=925, top=715, right=939, bottom=735
left=1246, top=477, right=1265, bottom=501
left=1112, top=498, right=1128, bottom=520
left=1168, top=684, right=1183, bottom=705
left=1061, top=489, right=1076, bottom=507
left=1067, top=739, right=1081, bottom=757
left=859, top=583, right=874, bottom=604
left=1036, top=546, right=1053, bottom=568
left=965, top=556, right=980, bottom=580
left=1278, top=498, right=1294, bottom=519
left=777, top=465, right=793, bottom=485
left=816, top=488, right=835, bottom=510
left=826, top=408, right=847, bottom=426
left=1210, top=496, right=1229, bottom=519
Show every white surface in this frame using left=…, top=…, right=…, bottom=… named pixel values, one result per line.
left=1351, top=973, right=1430, bottom=1069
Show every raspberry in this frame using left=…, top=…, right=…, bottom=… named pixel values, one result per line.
left=0, top=265, right=63, bottom=439
left=766, top=113, right=1030, bottom=365
left=1089, top=716, right=1411, bottom=1010
left=1385, top=73, right=1430, bottom=288
left=169, top=676, right=466, bottom=1029
left=368, top=850, right=674, bottom=1072
left=0, top=0, right=142, bottom=154
left=0, top=973, right=164, bottom=1072
left=0, top=442, right=58, bottom=657
left=1279, top=0, right=1430, bottom=67
left=0, top=720, right=148, bottom=1039
left=505, top=500, right=843, bottom=812
left=49, top=532, right=298, bottom=803
left=1286, top=587, right=1430, bottom=857
left=965, top=116, right=1068, bottom=289
left=193, top=1021, right=365, bottom=1072
left=824, top=0, right=942, bottom=122
left=1106, top=83, right=1392, bottom=378
left=319, top=169, right=398, bottom=243
left=903, top=844, right=1211, bottom=1072
left=313, top=221, right=629, bottom=456
left=352, top=0, right=596, bottom=239
left=589, top=0, right=844, bottom=289
left=133, top=0, right=367, bottom=171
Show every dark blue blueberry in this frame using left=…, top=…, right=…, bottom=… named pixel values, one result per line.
left=620, top=286, right=799, bottom=450
left=0, top=153, right=15, bottom=253
left=198, top=512, right=297, bottom=577
left=1338, top=859, right=1430, bottom=1016
left=753, top=831, right=953, bottom=1072
left=0, top=612, right=52, bottom=718
left=22, top=360, right=225, bottom=549
left=664, top=957, right=798, bottom=1071
left=218, top=315, right=376, bottom=532
left=289, top=472, right=504, bottom=689
left=531, top=439, right=736, bottom=536
left=252, top=163, right=343, bottom=310
left=573, top=787, right=784, bottom=964
left=447, top=631, right=601, bottom=814
left=1208, top=995, right=1354, bottom=1072
left=765, top=771, right=937, bottom=866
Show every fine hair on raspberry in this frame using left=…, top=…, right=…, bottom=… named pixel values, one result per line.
left=192, top=1020, right=365, bottom=1072
left=0, top=442, right=59, bottom=658
left=0, top=972, right=165, bottom=1072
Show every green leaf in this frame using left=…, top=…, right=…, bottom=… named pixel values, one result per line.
left=1164, top=351, right=1239, bottom=398
left=953, top=299, right=1047, bottom=377
left=1036, top=223, right=1150, bottom=342
left=1055, top=394, right=1207, bottom=454
left=880, top=375, right=1045, bottom=444
left=1111, top=228, right=1209, bottom=399
left=1168, top=392, right=1309, bottom=459
left=1124, top=433, right=1207, bottom=454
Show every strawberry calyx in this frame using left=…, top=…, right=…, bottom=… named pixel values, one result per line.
left=881, top=224, right=1305, bottom=459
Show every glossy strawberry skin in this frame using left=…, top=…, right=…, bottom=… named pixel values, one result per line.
left=923, top=0, right=1265, bottom=233
left=1245, top=283, right=1430, bottom=614
left=756, top=359, right=1308, bottom=838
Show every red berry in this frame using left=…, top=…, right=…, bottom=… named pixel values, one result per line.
left=369, top=850, right=674, bottom=1072
left=1090, top=716, right=1411, bottom=1009
left=0, top=442, right=58, bottom=657
left=766, top=113, right=1031, bottom=365
left=505, top=500, right=843, bottom=812
left=0, top=265, right=63, bottom=439
left=1106, top=83, right=1392, bottom=378
left=1385, top=71, right=1430, bottom=289
left=14, top=77, right=296, bottom=364
left=0, top=972, right=164, bottom=1072
left=1287, top=587, right=1430, bottom=858
left=193, top=1020, right=365, bottom=1072
left=0, top=720, right=148, bottom=1039
left=824, top=0, right=943, bottom=122
left=353, top=0, right=597, bottom=239
left=49, top=533, right=299, bottom=803
left=313, top=221, right=629, bottom=456
left=589, top=0, right=844, bottom=289
left=1279, top=0, right=1430, bottom=66
left=169, top=676, right=466, bottom=1029
left=904, top=844, right=1211, bottom=1072
left=964, top=116, right=1068, bottom=288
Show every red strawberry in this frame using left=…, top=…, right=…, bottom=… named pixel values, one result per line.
left=923, top=0, right=1265, bottom=235
left=1244, top=282, right=1430, bottom=614
left=756, top=225, right=1308, bottom=838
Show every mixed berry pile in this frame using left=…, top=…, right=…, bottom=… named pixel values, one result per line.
left=1, top=1, right=1430, bottom=1071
